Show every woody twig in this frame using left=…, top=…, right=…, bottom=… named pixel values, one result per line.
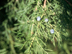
left=43, top=0, right=46, bottom=8
left=65, top=0, right=72, bottom=7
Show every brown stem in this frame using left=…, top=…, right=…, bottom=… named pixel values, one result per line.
left=43, top=0, right=46, bottom=8
left=65, top=0, right=72, bottom=7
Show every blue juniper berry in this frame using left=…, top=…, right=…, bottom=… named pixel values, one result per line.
left=50, top=29, right=54, bottom=34
left=45, top=18, right=48, bottom=22
left=37, top=16, right=41, bottom=21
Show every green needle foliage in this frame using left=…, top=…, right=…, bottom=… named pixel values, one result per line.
left=0, top=0, right=72, bottom=54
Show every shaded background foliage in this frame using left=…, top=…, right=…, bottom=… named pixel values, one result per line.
left=0, top=0, right=72, bottom=54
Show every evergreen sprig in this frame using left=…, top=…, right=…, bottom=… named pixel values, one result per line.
left=1, top=0, right=72, bottom=54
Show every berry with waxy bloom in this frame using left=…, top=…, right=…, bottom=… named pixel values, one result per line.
left=45, top=18, right=48, bottom=22
left=50, top=29, right=54, bottom=34
left=37, top=16, right=41, bottom=21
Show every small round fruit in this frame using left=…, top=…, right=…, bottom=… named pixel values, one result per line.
left=50, top=29, right=54, bottom=34
left=37, top=16, right=41, bottom=21
left=45, top=18, right=48, bottom=22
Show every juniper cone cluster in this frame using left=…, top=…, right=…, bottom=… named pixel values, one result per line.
left=37, top=16, right=54, bottom=34
left=0, top=0, right=72, bottom=54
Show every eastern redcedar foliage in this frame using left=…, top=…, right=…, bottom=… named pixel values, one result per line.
left=0, top=0, right=72, bottom=54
